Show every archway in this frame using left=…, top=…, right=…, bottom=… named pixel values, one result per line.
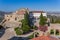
left=50, top=29, right=54, bottom=35
left=56, top=29, right=59, bottom=35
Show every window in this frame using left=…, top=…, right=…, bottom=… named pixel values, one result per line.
left=15, top=17, right=17, bottom=20
left=50, top=29, right=54, bottom=34
left=10, top=15, right=12, bottom=17
left=56, top=30, right=59, bottom=35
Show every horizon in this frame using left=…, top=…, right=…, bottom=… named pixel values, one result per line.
left=0, top=0, right=60, bottom=12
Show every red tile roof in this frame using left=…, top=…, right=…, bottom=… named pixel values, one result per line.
left=30, top=11, right=45, bottom=13
left=16, top=10, right=26, bottom=15
left=31, top=35, right=59, bottom=40
left=16, top=10, right=45, bottom=15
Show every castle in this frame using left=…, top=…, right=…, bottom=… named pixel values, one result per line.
left=1, top=8, right=47, bottom=29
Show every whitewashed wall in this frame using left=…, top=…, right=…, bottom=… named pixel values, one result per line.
left=33, top=13, right=47, bottom=17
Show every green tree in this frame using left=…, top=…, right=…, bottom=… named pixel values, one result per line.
left=14, top=27, right=23, bottom=35
left=24, top=12, right=29, bottom=25
left=21, top=11, right=30, bottom=33
left=39, top=13, right=48, bottom=32
left=21, top=25, right=30, bottom=33
left=39, top=13, right=47, bottom=26
left=51, top=17, right=54, bottom=23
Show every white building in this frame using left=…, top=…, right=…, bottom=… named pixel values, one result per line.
left=29, top=11, right=47, bottom=27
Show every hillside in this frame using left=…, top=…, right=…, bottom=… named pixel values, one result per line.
left=47, top=12, right=60, bottom=23
left=47, top=12, right=60, bottom=16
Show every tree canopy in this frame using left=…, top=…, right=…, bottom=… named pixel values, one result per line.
left=21, top=11, right=30, bottom=33
left=39, top=13, right=47, bottom=26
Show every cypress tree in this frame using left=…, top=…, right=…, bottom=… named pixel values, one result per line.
left=39, top=13, right=46, bottom=26
left=24, top=12, right=29, bottom=25
left=21, top=11, right=30, bottom=33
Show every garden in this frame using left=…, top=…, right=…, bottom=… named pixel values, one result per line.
left=14, top=12, right=48, bottom=37
left=14, top=12, right=34, bottom=35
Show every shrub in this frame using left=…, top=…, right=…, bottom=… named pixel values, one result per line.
left=15, top=27, right=19, bottom=31
left=14, top=27, right=23, bottom=35
left=28, top=32, right=39, bottom=39
left=38, top=26, right=48, bottom=32
left=21, top=25, right=30, bottom=34
left=28, top=33, right=34, bottom=39
left=33, top=26, right=37, bottom=30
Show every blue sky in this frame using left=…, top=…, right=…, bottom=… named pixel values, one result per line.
left=0, top=0, right=60, bottom=12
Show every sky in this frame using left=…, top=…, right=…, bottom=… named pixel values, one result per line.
left=0, top=0, right=60, bottom=12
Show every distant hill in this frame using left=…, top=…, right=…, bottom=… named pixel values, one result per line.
left=47, top=12, right=60, bottom=16
left=0, top=11, right=12, bottom=17
left=47, top=12, right=60, bottom=23
left=0, top=11, right=12, bottom=22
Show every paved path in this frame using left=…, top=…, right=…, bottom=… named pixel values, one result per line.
left=1, top=24, right=60, bottom=40
left=0, top=28, right=16, bottom=40
left=17, top=32, right=34, bottom=37
left=0, top=28, right=35, bottom=40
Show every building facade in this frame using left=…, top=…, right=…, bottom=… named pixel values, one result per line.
left=1, top=8, right=47, bottom=28
left=29, top=11, right=47, bottom=27
left=2, top=8, right=29, bottom=28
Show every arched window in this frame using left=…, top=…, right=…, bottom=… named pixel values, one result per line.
left=56, top=30, right=59, bottom=35
left=50, top=29, right=54, bottom=34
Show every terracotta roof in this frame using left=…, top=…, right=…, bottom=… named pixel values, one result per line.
left=16, top=10, right=45, bottom=15
left=31, top=35, right=59, bottom=40
left=16, top=10, right=26, bottom=15
left=30, top=11, right=45, bottom=13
